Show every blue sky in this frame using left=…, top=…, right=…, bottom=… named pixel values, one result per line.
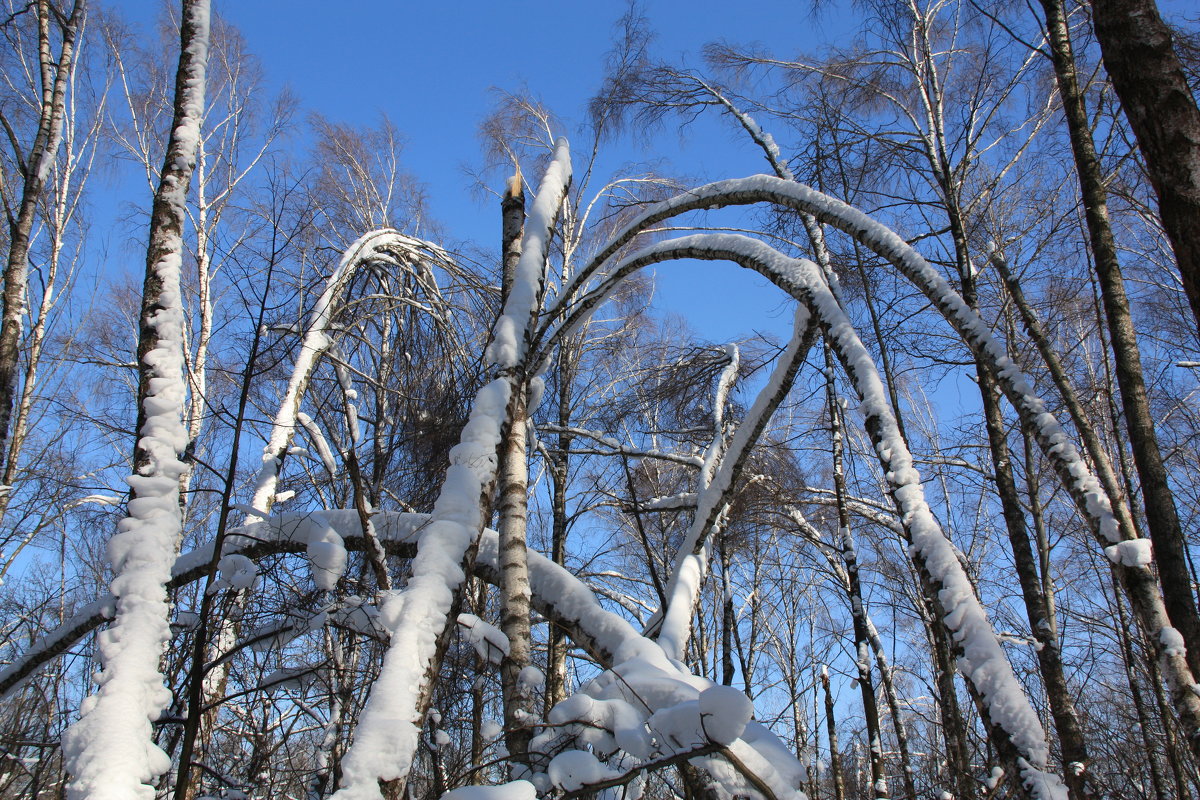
left=108, top=0, right=855, bottom=343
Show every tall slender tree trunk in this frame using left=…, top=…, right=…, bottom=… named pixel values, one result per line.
left=919, top=586, right=975, bottom=800
left=862, top=616, right=916, bottom=800
left=61, top=2, right=207, bottom=795
left=545, top=340, right=576, bottom=716
left=978, top=365, right=1091, bottom=798
left=1091, top=0, right=1200, bottom=337
left=1039, top=0, right=1200, bottom=685
left=0, top=0, right=85, bottom=523
left=822, top=665, right=846, bottom=800
left=133, top=0, right=209, bottom=480
left=719, top=535, right=736, bottom=687
left=496, top=169, right=535, bottom=768
left=1113, top=577, right=1169, bottom=800
left=823, top=343, right=888, bottom=799
left=804, top=199, right=970, bottom=800
left=469, top=580, right=489, bottom=784
left=954, top=217, right=1092, bottom=796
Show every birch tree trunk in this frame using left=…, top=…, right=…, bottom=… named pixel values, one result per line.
left=132, top=0, right=209, bottom=481
left=0, top=0, right=85, bottom=522
left=60, top=1, right=208, bottom=795
left=1039, top=0, right=1200, bottom=685
left=497, top=379, right=535, bottom=767
left=495, top=168, right=537, bottom=766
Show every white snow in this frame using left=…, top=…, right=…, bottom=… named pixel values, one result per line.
left=261, top=666, right=315, bottom=693
left=481, top=719, right=503, bottom=742
left=458, top=613, right=510, bottom=665
left=21, top=504, right=810, bottom=800
left=564, top=174, right=1124, bottom=558
left=305, top=514, right=348, bottom=591
left=247, top=230, right=450, bottom=517
left=698, top=685, right=753, bottom=746
left=1161, top=627, right=1187, bottom=657
left=441, top=780, right=536, bottom=800
left=518, top=665, right=545, bottom=691
left=213, top=554, right=257, bottom=592
left=1104, top=539, right=1153, bottom=568
left=547, top=749, right=621, bottom=791
left=657, top=306, right=812, bottom=658
left=59, top=4, right=210, bottom=796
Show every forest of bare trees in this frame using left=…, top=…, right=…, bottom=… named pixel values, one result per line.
left=1, top=0, right=1199, bottom=799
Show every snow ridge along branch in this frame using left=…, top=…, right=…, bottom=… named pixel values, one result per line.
left=60, top=2, right=211, bottom=798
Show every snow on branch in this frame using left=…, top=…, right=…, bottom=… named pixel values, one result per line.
left=656, top=305, right=817, bottom=658
left=247, top=229, right=457, bottom=518
left=331, top=140, right=573, bottom=799
left=9, top=505, right=810, bottom=800
left=543, top=228, right=1067, bottom=798
left=539, top=424, right=705, bottom=468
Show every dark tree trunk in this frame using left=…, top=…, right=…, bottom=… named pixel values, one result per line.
left=824, top=343, right=888, bottom=799
left=1114, top=579, right=1169, bottom=800
left=822, top=666, right=846, bottom=800
left=500, top=166, right=524, bottom=307
left=544, top=340, right=576, bottom=716
left=957, top=214, right=1092, bottom=797
left=131, top=2, right=211, bottom=796
left=719, top=535, right=736, bottom=687
left=979, top=366, right=1091, bottom=799
left=1040, top=0, right=1200, bottom=690
left=1091, top=0, right=1200, bottom=337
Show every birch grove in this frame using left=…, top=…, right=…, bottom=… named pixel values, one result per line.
left=1, top=1, right=1199, bottom=799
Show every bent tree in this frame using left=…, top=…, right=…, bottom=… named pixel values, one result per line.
left=16, top=127, right=1197, bottom=799
left=3, top=8, right=1198, bottom=799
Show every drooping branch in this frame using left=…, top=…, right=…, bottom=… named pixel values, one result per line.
left=247, top=229, right=458, bottom=517
left=655, top=306, right=818, bottom=657
left=542, top=230, right=1067, bottom=797
left=535, top=176, right=1200, bottom=745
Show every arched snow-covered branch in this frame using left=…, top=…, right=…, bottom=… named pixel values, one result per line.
left=247, top=228, right=459, bottom=517
left=538, top=229, right=1067, bottom=798
left=538, top=174, right=1200, bottom=745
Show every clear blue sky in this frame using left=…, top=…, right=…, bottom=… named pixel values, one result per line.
left=110, top=1, right=855, bottom=342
